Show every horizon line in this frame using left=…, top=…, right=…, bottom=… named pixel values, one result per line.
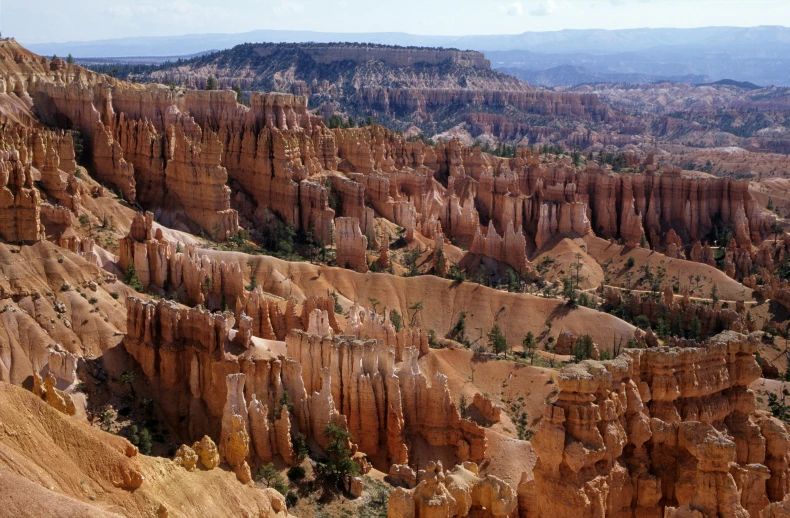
left=23, top=24, right=790, bottom=47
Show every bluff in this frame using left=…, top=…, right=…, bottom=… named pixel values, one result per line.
left=102, top=42, right=613, bottom=143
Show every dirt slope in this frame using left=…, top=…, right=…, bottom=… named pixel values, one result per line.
left=0, top=381, right=290, bottom=518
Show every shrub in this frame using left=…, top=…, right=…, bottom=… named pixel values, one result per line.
left=110, top=291, right=120, bottom=299
left=522, top=331, right=537, bottom=364
left=285, top=491, right=298, bottom=507
left=573, top=334, right=595, bottom=362
left=123, top=265, right=145, bottom=293
left=257, top=463, right=287, bottom=495
left=287, top=466, right=306, bottom=482
left=625, top=257, right=635, bottom=268
left=330, top=291, right=343, bottom=314
left=634, top=315, right=651, bottom=330
left=275, top=391, right=295, bottom=416
left=459, top=395, right=469, bottom=419
left=390, top=309, right=403, bottom=332
left=446, top=264, right=466, bottom=282
left=129, top=425, right=153, bottom=455
left=448, top=311, right=468, bottom=345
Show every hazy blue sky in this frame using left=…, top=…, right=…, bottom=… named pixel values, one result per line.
left=7, top=0, right=790, bottom=43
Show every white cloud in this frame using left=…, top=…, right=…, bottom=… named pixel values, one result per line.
left=499, top=2, right=524, bottom=17
left=530, top=0, right=558, bottom=16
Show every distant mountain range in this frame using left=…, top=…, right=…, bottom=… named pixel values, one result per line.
left=24, top=26, right=790, bottom=87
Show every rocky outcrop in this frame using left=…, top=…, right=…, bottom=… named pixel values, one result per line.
left=287, top=328, right=484, bottom=467
left=387, top=461, right=517, bottom=518
left=31, top=371, right=76, bottom=416
left=472, top=393, right=501, bottom=424
left=124, top=296, right=484, bottom=475
left=471, top=220, right=530, bottom=274
left=335, top=217, right=368, bottom=272
left=345, top=303, right=429, bottom=360
left=0, top=149, right=42, bottom=242
left=526, top=331, right=790, bottom=518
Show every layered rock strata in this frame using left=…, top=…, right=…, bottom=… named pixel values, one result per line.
left=526, top=331, right=790, bottom=518
left=4, top=40, right=776, bottom=279
left=124, top=296, right=486, bottom=474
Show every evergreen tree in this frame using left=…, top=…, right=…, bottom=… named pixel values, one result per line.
left=487, top=324, right=508, bottom=356
left=317, top=424, right=359, bottom=487
left=523, top=331, right=537, bottom=364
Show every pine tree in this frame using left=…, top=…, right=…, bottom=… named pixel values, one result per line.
left=487, top=324, right=508, bottom=356
left=523, top=332, right=537, bottom=364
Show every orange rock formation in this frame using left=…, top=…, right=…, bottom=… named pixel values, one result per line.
left=524, top=331, right=790, bottom=518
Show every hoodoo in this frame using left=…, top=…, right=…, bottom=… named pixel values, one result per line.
left=3, top=6, right=790, bottom=516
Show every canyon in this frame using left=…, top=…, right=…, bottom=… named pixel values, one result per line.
left=1, top=35, right=790, bottom=518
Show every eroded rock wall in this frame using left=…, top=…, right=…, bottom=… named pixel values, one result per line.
left=527, top=331, right=790, bottom=518
left=124, top=296, right=486, bottom=473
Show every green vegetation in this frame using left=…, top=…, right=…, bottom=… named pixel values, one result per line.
left=128, top=425, right=152, bottom=455
left=292, top=433, right=309, bottom=463
left=315, top=424, right=359, bottom=487
left=232, top=84, right=244, bottom=103
left=275, top=391, right=295, bottom=417
left=459, top=395, right=469, bottom=419
left=487, top=324, right=508, bottom=356
left=523, top=331, right=537, bottom=364
left=573, top=334, right=595, bottom=362
left=287, top=466, right=306, bottom=482
left=402, top=248, right=421, bottom=277
left=474, top=140, right=517, bottom=158
left=769, top=389, right=790, bottom=425
left=407, top=301, right=423, bottom=326
left=70, top=130, right=84, bottom=162
left=123, top=265, right=145, bottom=293
left=390, top=309, right=403, bottom=332
left=446, top=264, right=467, bottom=282
left=257, top=463, right=287, bottom=495
left=448, top=311, right=470, bottom=348
left=205, top=76, right=217, bottom=90
left=331, top=291, right=343, bottom=314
